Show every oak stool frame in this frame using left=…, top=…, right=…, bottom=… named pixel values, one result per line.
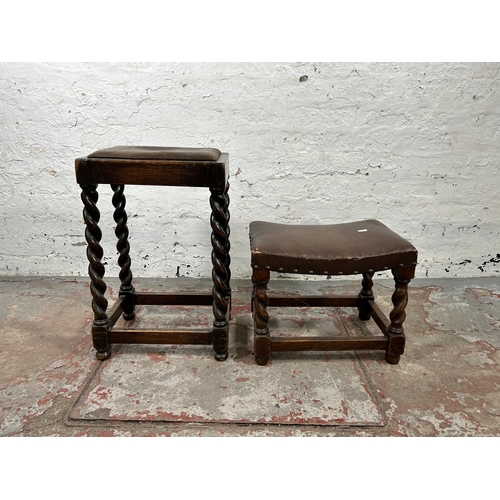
left=75, top=146, right=231, bottom=362
left=249, top=220, right=418, bottom=366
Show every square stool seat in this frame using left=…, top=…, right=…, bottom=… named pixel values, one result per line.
left=88, top=145, right=222, bottom=161
left=249, top=219, right=418, bottom=366
left=75, top=145, right=231, bottom=362
left=77, top=146, right=228, bottom=188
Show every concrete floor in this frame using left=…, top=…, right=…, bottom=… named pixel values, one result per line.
left=1, top=275, right=499, bottom=437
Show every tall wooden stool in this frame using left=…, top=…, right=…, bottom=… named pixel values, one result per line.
left=75, top=146, right=231, bottom=361
left=249, top=219, right=418, bottom=365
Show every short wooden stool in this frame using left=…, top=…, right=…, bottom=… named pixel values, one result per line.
left=75, top=146, right=231, bottom=361
left=249, top=219, right=418, bottom=365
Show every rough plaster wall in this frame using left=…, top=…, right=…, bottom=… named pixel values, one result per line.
left=0, top=62, right=499, bottom=280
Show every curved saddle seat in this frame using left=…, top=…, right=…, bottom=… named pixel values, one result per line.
left=249, top=219, right=418, bottom=366
left=250, top=219, right=417, bottom=275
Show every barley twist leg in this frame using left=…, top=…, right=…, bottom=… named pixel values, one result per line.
left=111, top=184, right=135, bottom=320
left=223, top=182, right=232, bottom=316
left=386, top=267, right=412, bottom=364
left=253, top=269, right=270, bottom=365
left=81, top=184, right=110, bottom=360
left=210, top=186, right=230, bottom=361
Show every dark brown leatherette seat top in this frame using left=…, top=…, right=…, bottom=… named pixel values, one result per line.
left=250, top=219, right=418, bottom=276
left=88, top=146, right=221, bottom=161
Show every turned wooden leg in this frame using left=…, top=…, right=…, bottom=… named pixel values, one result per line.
left=81, top=184, right=111, bottom=360
left=210, top=185, right=230, bottom=361
left=253, top=269, right=270, bottom=365
left=358, top=271, right=374, bottom=320
left=386, top=266, right=414, bottom=364
left=111, top=184, right=135, bottom=320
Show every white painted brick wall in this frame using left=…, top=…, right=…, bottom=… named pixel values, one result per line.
left=1, top=62, right=499, bottom=279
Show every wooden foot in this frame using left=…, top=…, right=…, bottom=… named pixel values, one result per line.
left=385, top=353, right=400, bottom=364
left=214, top=350, right=229, bottom=362
left=255, top=355, right=270, bottom=366
left=96, top=348, right=112, bottom=361
left=122, top=311, right=136, bottom=321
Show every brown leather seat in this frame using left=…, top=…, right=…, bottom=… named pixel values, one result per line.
left=250, top=219, right=417, bottom=275
left=88, top=146, right=221, bottom=161
left=76, top=146, right=228, bottom=188
left=249, top=219, right=418, bottom=366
